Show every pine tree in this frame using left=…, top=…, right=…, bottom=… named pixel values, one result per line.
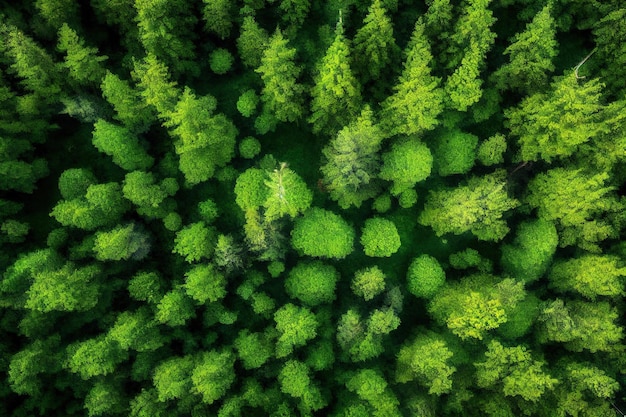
left=256, top=29, right=306, bottom=122
left=57, top=24, right=108, bottom=88
left=309, top=19, right=362, bottom=135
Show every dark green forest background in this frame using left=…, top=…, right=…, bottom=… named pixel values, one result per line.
left=1, top=0, right=625, bottom=415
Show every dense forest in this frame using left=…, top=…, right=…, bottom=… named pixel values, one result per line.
left=0, top=0, right=625, bottom=415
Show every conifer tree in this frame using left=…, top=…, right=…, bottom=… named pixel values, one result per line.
left=100, top=71, right=154, bottom=133
left=256, top=29, right=306, bottom=122
left=263, top=162, right=312, bottom=221
left=380, top=19, right=443, bottom=136
left=492, top=4, right=558, bottom=94
left=352, top=0, right=398, bottom=83
left=237, top=16, right=269, bottom=68
left=320, top=106, right=383, bottom=209
left=309, top=18, right=362, bottom=135
left=57, top=24, right=108, bottom=88
left=202, top=0, right=234, bottom=39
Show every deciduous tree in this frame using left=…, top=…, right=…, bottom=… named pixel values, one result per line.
left=285, top=261, right=338, bottom=306
left=291, top=207, right=355, bottom=259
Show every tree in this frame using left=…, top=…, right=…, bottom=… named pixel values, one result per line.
left=84, top=379, right=126, bottom=417
left=237, top=16, right=269, bottom=68
left=285, top=261, right=339, bottom=306
left=432, top=129, right=478, bottom=176
left=309, top=20, right=362, bottom=135
left=492, top=4, right=557, bottom=94
left=92, top=119, right=154, bottom=171
left=164, top=88, right=237, bottom=185
left=93, top=223, right=150, bottom=261
left=100, top=71, right=154, bottom=133
left=57, top=168, right=96, bottom=200
left=256, top=29, right=306, bottom=122
left=352, top=266, right=386, bottom=301
left=345, top=369, right=401, bottom=416
left=419, top=171, right=520, bottom=241
left=505, top=74, right=605, bottom=163
left=360, top=217, right=401, bottom=257
left=154, top=288, right=196, bottom=327
left=209, top=48, right=234, bottom=74
left=233, top=329, right=274, bottom=370
left=291, top=207, right=355, bottom=259
left=501, top=218, right=558, bottom=283
left=107, top=307, right=164, bottom=352
left=278, top=360, right=327, bottom=411
left=526, top=168, right=622, bottom=251
left=202, top=0, right=234, bottom=39
left=57, top=24, right=107, bottom=87
left=235, top=168, right=269, bottom=211
left=152, top=355, right=195, bottom=401
left=132, top=53, right=179, bottom=119
left=66, top=335, right=127, bottom=380
left=477, top=133, right=506, bottom=166
left=320, top=106, right=383, bottom=209
left=429, top=275, right=525, bottom=340
left=407, top=254, right=445, bottom=299
left=8, top=336, right=61, bottom=396
left=274, top=303, right=318, bottom=358
left=593, top=7, right=626, bottom=95
left=122, top=171, right=175, bottom=218
left=192, top=350, right=236, bottom=404
left=134, top=0, right=197, bottom=76
left=548, top=254, right=626, bottom=299
left=474, top=340, right=557, bottom=402
left=396, top=332, right=456, bottom=395
left=352, top=0, right=398, bottom=83
left=379, top=136, right=432, bottom=196
left=263, top=162, right=312, bottom=221
left=128, top=271, right=163, bottom=304
left=184, top=263, right=227, bottom=304
left=380, top=19, right=443, bottom=136
left=172, top=222, right=216, bottom=263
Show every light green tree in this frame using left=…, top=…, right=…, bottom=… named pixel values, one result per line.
left=263, top=162, right=312, bottom=221
left=172, top=222, right=216, bottom=262
left=57, top=24, right=107, bottom=87
left=396, top=332, right=456, bottom=395
left=419, top=171, right=519, bottom=241
left=285, top=261, right=339, bottom=306
left=549, top=254, right=626, bottom=299
left=101, top=71, right=154, bottom=133
left=492, top=4, right=557, bottom=93
left=291, top=207, right=355, bottom=259
left=274, top=303, right=318, bottom=358
left=278, top=359, right=327, bottom=411
left=433, top=129, right=478, bottom=176
left=93, top=223, right=150, bottom=261
left=107, top=307, right=164, bottom=352
left=407, top=254, right=445, bottom=299
left=154, top=287, right=195, bottom=327
left=380, top=19, right=443, bottom=136
left=192, top=350, right=236, bottom=404
left=360, top=217, right=401, bottom=257
left=66, top=335, right=127, bottom=380
left=352, top=266, right=386, bottom=301
left=202, top=0, right=233, bottom=39
left=184, top=263, right=227, bottom=304
left=132, top=53, right=179, bottom=119
left=256, top=29, right=305, bottom=122
left=233, top=329, right=274, bottom=370
left=379, top=136, right=432, bottom=196
left=92, top=119, right=154, bottom=171
left=152, top=355, right=195, bottom=401
left=345, top=368, right=401, bottom=416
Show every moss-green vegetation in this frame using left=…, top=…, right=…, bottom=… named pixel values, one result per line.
left=1, top=1, right=625, bottom=416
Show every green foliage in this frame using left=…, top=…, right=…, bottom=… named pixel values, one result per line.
left=237, top=16, right=269, bottom=68
left=263, top=162, right=312, bottom=221
left=57, top=168, right=96, bottom=200
left=132, top=53, right=180, bottom=118
left=501, top=219, right=558, bottom=283
left=492, top=4, right=557, bottom=94
left=433, top=129, right=478, bottom=176
left=202, top=0, right=234, bottom=39
left=549, top=254, right=626, bottom=299
left=345, top=368, right=401, bottom=416
left=8, top=337, right=60, bottom=396
left=92, top=119, right=154, bottom=171
left=353, top=0, right=398, bottom=83
left=352, top=266, right=386, bottom=301
left=407, top=254, right=445, bottom=299
left=184, top=263, right=227, bottom=304
left=396, top=332, right=456, bottom=395
left=360, top=217, right=401, bottom=257
left=192, top=350, right=236, bottom=404
left=274, top=303, right=318, bottom=358
left=57, top=24, right=107, bottom=87
left=449, top=248, right=492, bottom=272
left=236, top=90, right=259, bottom=118
left=101, top=71, right=154, bottom=133
left=152, top=355, right=195, bottom=401
left=278, top=359, right=327, bottom=411
left=84, top=380, right=126, bottom=416
left=381, top=19, right=443, bottom=136
left=506, top=75, right=605, bottom=163
left=419, top=171, right=520, bottom=241
left=476, top=340, right=558, bottom=403
left=172, top=222, right=216, bottom=262
left=210, top=48, right=235, bottom=74
left=379, top=137, right=432, bottom=196
left=108, top=307, right=164, bottom=351
left=239, top=136, right=261, bottom=159
left=321, top=106, right=383, bottom=208
left=526, top=168, right=621, bottom=251
left=93, top=223, right=150, bottom=261
left=279, top=0, right=311, bottom=27
left=66, top=335, right=127, bottom=380
left=256, top=30, right=305, bottom=122
left=429, top=275, right=525, bottom=340
left=235, top=167, right=268, bottom=211
left=477, top=133, right=507, bottom=166
left=155, top=287, right=196, bottom=326
left=291, top=207, right=355, bottom=259
left=285, top=261, right=338, bottom=306
left=234, top=329, right=274, bottom=369
left=309, top=21, right=362, bottom=135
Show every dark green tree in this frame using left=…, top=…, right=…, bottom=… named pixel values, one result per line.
left=202, top=0, right=234, bottom=39
left=237, top=16, right=269, bottom=68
